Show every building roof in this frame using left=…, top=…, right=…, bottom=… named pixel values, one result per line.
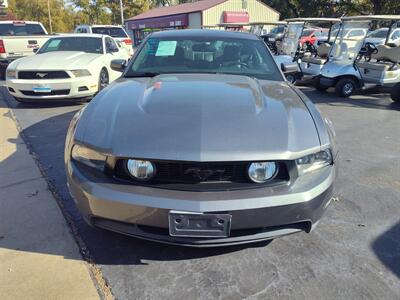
left=127, top=0, right=230, bottom=21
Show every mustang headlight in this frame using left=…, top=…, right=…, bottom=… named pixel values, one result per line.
left=126, top=159, right=155, bottom=181
left=248, top=162, right=278, bottom=183
left=71, top=69, right=91, bottom=77
left=6, top=69, right=16, bottom=79
left=71, top=145, right=106, bottom=171
left=296, top=149, right=332, bottom=175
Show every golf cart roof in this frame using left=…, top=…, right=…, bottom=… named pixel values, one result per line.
left=249, top=21, right=287, bottom=26
left=285, top=18, right=340, bottom=23
left=217, top=22, right=250, bottom=27
left=341, top=15, right=400, bottom=21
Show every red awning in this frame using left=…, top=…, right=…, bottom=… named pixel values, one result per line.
left=223, top=11, right=249, bottom=23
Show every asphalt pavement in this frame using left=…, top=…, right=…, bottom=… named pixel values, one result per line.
left=1, top=85, right=399, bottom=300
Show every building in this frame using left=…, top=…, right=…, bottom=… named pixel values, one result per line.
left=125, top=0, right=280, bottom=46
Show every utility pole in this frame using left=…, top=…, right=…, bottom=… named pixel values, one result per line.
left=47, top=0, right=53, bottom=33
left=120, top=0, right=124, bottom=26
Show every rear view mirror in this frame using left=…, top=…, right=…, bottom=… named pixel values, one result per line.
left=33, top=48, right=39, bottom=53
left=281, top=62, right=298, bottom=74
left=111, top=59, right=127, bottom=72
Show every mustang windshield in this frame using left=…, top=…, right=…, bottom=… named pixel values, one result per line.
left=271, top=26, right=285, bottom=34
left=126, top=36, right=282, bottom=81
left=38, top=37, right=103, bottom=54
left=301, top=29, right=315, bottom=37
left=91, top=27, right=128, bottom=38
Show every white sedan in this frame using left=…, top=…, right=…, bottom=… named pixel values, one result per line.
left=5, top=34, right=129, bottom=102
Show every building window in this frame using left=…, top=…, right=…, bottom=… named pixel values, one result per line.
left=242, top=0, right=247, bottom=9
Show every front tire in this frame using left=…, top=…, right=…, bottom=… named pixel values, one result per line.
left=335, top=78, right=357, bottom=97
left=285, top=74, right=296, bottom=84
left=98, top=68, right=109, bottom=93
left=390, top=83, right=400, bottom=103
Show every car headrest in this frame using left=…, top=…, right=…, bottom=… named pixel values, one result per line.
left=372, top=44, right=400, bottom=63
left=174, top=46, right=184, bottom=59
left=317, top=43, right=331, bottom=58
left=223, top=45, right=240, bottom=61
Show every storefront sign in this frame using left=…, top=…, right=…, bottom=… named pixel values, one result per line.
left=223, top=11, right=249, bottom=23
left=127, top=14, right=189, bottom=30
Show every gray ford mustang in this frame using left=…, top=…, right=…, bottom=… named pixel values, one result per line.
left=65, top=29, right=337, bottom=247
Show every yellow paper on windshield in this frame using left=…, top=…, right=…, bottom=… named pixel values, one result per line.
left=155, top=41, right=177, bottom=56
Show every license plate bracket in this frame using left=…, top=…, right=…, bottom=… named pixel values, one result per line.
left=33, top=85, right=51, bottom=93
left=169, top=211, right=231, bottom=238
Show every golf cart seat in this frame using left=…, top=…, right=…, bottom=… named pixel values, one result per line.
left=371, top=44, right=400, bottom=63
left=356, top=61, right=393, bottom=71
left=357, top=45, right=400, bottom=71
left=302, top=43, right=331, bottom=65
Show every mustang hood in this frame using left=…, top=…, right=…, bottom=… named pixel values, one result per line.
left=12, top=51, right=101, bottom=70
left=75, top=74, right=322, bottom=161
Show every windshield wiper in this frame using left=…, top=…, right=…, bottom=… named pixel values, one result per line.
left=125, top=72, right=160, bottom=78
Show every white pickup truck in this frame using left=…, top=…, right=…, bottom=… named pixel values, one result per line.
left=0, top=21, right=50, bottom=79
left=74, top=25, right=133, bottom=56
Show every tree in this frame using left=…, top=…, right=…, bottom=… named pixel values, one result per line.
left=262, top=0, right=400, bottom=19
left=106, top=0, right=150, bottom=24
left=70, top=0, right=111, bottom=24
left=8, top=0, right=75, bottom=32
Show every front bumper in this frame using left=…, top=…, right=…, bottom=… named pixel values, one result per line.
left=66, top=159, right=336, bottom=247
left=6, top=76, right=98, bottom=100
left=318, top=76, right=336, bottom=87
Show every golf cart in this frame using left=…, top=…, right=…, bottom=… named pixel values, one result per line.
left=248, top=21, right=299, bottom=83
left=249, top=21, right=287, bottom=54
left=270, top=20, right=310, bottom=83
left=273, top=18, right=338, bottom=83
left=316, top=15, right=400, bottom=102
left=288, top=18, right=341, bottom=80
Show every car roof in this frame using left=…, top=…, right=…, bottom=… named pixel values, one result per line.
left=150, top=29, right=258, bottom=40
left=53, top=33, right=106, bottom=38
left=90, top=25, right=124, bottom=28
left=371, top=28, right=389, bottom=31
left=0, top=20, right=43, bottom=25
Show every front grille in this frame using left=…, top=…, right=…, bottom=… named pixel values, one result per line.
left=156, top=161, right=250, bottom=183
left=18, top=71, right=70, bottom=79
left=20, top=89, right=70, bottom=96
left=113, top=160, right=290, bottom=191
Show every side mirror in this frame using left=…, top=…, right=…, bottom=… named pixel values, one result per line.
left=33, top=48, right=39, bottom=53
left=110, top=59, right=127, bottom=72
left=281, top=62, right=298, bottom=74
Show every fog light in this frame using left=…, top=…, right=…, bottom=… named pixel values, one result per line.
left=126, top=159, right=155, bottom=181
left=248, top=162, right=277, bottom=183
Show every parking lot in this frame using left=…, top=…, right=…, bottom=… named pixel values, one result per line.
left=1, top=84, right=399, bottom=299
